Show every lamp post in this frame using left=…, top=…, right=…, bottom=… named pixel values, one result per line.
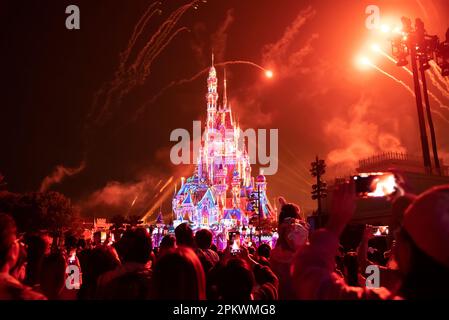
left=391, top=18, right=449, bottom=175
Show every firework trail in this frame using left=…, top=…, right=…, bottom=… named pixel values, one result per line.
left=89, top=0, right=204, bottom=126
left=377, top=48, right=413, bottom=76
left=133, top=2, right=192, bottom=74
left=377, top=49, right=449, bottom=105
left=373, top=65, right=449, bottom=124
left=430, top=61, right=449, bottom=91
left=119, top=2, right=162, bottom=74
left=130, top=195, right=139, bottom=208
left=372, top=65, right=415, bottom=96
left=159, top=176, right=174, bottom=193
left=150, top=176, right=174, bottom=200
left=144, top=181, right=176, bottom=222
left=428, top=91, right=449, bottom=112
left=89, top=1, right=162, bottom=124
left=132, top=60, right=268, bottom=120
left=427, top=69, right=449, bottom=100
left=142, top=27, right=190, bottom=75
left=153, top=179, right=163, bottom=190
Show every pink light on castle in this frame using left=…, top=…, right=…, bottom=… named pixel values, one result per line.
left=172, top=57, right=274, bottom=236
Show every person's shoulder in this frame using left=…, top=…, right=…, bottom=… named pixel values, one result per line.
left=364, top=286, right=396, bottom=300
left=253, top=282, right=278, bottom=300
left=21, top=286, right=47, bottom=300
left=2, top=281, right=47, bottom=300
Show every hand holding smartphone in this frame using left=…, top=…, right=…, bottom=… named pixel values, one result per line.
left=228, top=232, right=241, bottom=255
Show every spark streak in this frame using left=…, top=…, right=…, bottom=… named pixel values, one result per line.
left=372, top=46, right=449, bottom=110
left=372, top=45, right=413, bottom=76
left=159, top=176, right=174, bottom=193
left=372, top=65, right=415, bottom=96
left=132, top=60, right=271, bottom=120
left=89, top=0, right=204, bottom=126
left=427, top=69, right=449, bottom=100
left=372, top=65, right=449, bottom=124
left=130, top=195, right=139, bottom=208
left=429, top=61, right=449, bottom=92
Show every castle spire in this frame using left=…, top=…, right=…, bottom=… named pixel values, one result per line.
left=223, top=68, right=228, bottom=110
left=206, top=53, right=218, bottom=128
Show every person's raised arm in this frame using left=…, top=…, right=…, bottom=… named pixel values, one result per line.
left=326, top=181, right=356, bottom=237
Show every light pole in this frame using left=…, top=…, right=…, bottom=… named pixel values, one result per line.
left=310, top=156, right=327, bottom=227
left=403, top=17, right=432, bottom=174
left=391, top=18, right=449, bottom=175
left=420, top=59, right=441, bottom=175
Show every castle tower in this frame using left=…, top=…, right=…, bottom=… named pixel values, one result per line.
left=167, top=58, right=274, bottom=234
left=206, top=54, right=218, bottom=129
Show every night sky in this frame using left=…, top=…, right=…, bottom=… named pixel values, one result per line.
left=1, top=0, right=449, bottom=220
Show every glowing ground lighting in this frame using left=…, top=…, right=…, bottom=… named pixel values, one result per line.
left=265, top=70, right=274, bottom=78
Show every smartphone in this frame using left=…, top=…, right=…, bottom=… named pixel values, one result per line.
left=353, top=172, right=397, bottom=198
left=371, top=225, right=389, bottom=236
left=228, top=232, right=241, bottom=255
left=100, top=232, right=107, bottom=244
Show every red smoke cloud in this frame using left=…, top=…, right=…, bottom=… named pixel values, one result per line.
left=325, top=97, right=406, bottom=174
left=39, top=161, right=86, bottom=192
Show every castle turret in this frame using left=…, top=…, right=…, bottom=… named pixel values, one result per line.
left=206, top=54, right=218, bottom=129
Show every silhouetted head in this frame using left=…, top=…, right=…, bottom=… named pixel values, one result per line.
left=0, top=213, right=18, bottom=272
left=159, top=234, right=176, bottom=256
left=151, top=247, right=206, bottom=300
left=257, top=243, right=271, bottom=259
left=39, top=251, right=67, bottom=299
left=395, top=185, right=449, bottom=299
left=93, top=231, right=102, bottom=245
left=218, top=258, right=255, bottom=300
left=24, top=232, right=52, bottom=286
left=117, top=227, right=152, bottom=264
left=86, top=246, right=119, bottom=280
left=343, top=252, right=359, bottom=287
left=278, top=197, right=301, bottom=224
left=175, top=223, right=194, bottom=247
left=195, top=229, right=213, bottom=250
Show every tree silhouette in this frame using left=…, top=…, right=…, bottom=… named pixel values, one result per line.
left=0, top=190, right=75, bottom=233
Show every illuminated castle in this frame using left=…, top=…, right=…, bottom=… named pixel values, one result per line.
left=172, top=59, right=274, bottom=230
